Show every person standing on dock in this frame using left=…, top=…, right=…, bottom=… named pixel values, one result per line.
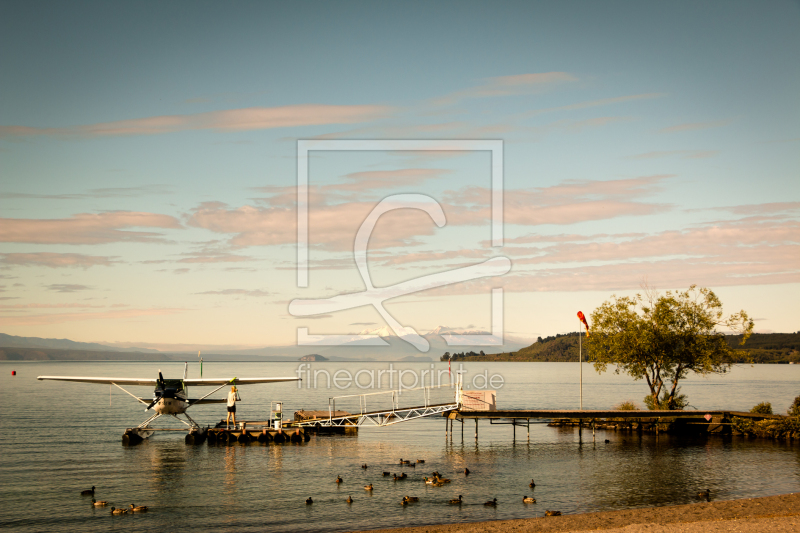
left=226, top=386, right=239, bottom=428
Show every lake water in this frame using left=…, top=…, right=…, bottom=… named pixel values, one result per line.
left=1, top=360, right=798, bottom=532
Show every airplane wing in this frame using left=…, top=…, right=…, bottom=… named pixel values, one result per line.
left=38, top=376, right=158, bottom=386
left=184, top=377, right=301, bottom=386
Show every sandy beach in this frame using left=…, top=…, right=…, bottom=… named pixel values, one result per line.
left=348, top=492, right=799, bottom=533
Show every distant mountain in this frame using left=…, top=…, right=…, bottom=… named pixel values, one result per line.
left=299, top=354, right=328, bottom=361
left=0, top=346, right=170, bottom=361
left=0, top=333, right=161, bottom=353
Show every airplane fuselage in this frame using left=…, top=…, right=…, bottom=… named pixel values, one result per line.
left=153, top=395, right=189, bottom=415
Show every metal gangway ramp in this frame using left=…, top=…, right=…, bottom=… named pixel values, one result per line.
left=292, top=377, right=462, bottom=428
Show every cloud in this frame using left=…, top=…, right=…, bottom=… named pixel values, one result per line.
left=658, top=119, right=732, bottom=133
left=325, top=168, right=453, bottom=192
left=46, top=284, right=93, bottom=293
left=177, top=251, right=253, bottom=263
left=0, top=307, right=183, bottom=326
left=0, top=211, right=182, bottom=244
left=627, top=150, right=719, bottom=159
left=434, top=72, right=578, bottom=105
left=191, top=176, right=672, bottom=252
left=0, top=303, right=108, bottom=309
left=0, top=104, right=392, bottom=139
left=711, top=202, right=800, bottom=216
left=0, top=185, right=172, bottom=200
left=0, top=253, right=118, bottom=269
left=195, top=289, right=272, bottom=297
left=524, top=93, right=667, bottom=117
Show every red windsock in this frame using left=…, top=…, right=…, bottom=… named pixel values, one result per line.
left=577, top=311, right=590, bottom=336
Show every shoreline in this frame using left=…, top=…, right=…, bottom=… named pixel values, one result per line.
left=347, top=492, right=799, bottom=533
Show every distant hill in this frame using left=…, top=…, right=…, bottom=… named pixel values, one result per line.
left=442, top=332, right=800, bottom=364
left=0, top=333, right=161, bottom=353
left=299, top=354, right=328, bottom=361
left=0, top=346, right=171, bottom=361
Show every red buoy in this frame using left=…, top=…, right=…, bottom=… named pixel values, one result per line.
left=11, top=370, right=16, bottom=375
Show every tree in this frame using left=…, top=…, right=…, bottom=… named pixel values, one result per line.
left=586, top=285, right=754, bottom=410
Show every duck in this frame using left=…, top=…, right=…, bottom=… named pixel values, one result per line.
left=92, top=499, right=109, bottom=507
left=424, top=477, right=435, bottom=485
left=604, top=439, right=611, bottom=443
left=523, top=496, right=536, bottom=503
left=335, top=475, right=343, bottom=484
left=306, top=497, right=313, bottom=505
left=382, top=472, right=391, bottom=477
left=399, top=458, right=410, bottom=464
left=400, top=498, right=410, bottom=506
left=529, top=478, right=536, bottom=488
left=545, top=510, right=562, bottom=516
left=697, top=489, right=710, bottom=500
left=416, top=459, right=425, bottom=464
left=129, top=504, right=148, bottom=512
left=364, top=484, right=373, bottom=491
left=361, top=464, right=368, bottom=469
left=110, top=507, right=127, bottom=515
left=449, top=495, right=463, bottom=504
left=393, top=473, right=408, bottom=481
left=346, top=495, right=354, bottom=504
left=464, top=468, right=470, bottom=476
left=404, top=496, right=419, bottom=502
left=484, top=498, right=498, bottom=506
left=438, top=477, right=451, bottom=483
left=80, top=486, right=95, bottom=496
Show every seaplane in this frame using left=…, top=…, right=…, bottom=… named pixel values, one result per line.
left=38, top=363, right=300, bottom=443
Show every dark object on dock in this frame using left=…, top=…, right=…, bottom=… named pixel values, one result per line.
left=449, top=495, right=463, bottom=504
left=383, top=471, right=391, bottom=477
left=306, top=497, right=313, bottom=505
left=273, top=432, right=286, bottom=444
left=529, top=478, right=536, bottom=488
left=237, top=431, right=251, bottom=443
left=257, top=431, right=272, bottom=443
left=545, top=510, right=561, bottom=516
left=185, top=428, right=207, bottom=445
left=484, top=498, right=497, bottom=506
left=80, top=486, right=95, bottom=496
left=336, top=475, right=343, bottom=483
left=697, top=489, right=710, bottom=501
left=464, top=468, right=470, bottom=475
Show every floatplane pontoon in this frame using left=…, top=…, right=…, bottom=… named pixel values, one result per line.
left=38, top=363, right=300, bottom=444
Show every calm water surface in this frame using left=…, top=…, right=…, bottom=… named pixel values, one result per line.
left=1, top=361, right=798, bottom=532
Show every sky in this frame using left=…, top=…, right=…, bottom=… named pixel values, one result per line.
left=0, top=1, right=798, bottom=351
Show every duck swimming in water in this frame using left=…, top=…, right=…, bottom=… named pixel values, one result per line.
left=529, top=478, right=536, bottom=488
left=92, top=499, right=108, bottom=507
left=484, top=498, right=498, bottom=506
left=110, top=507, right=127, bottom=515
left=523, top=496, right=536, bottom=503
left=449, top=495, right=463, bottom=504
left=335, top=475, right=343, bottom=484
left=346, top=495, right=354, bottom=504
left=129, top=504, right=148, bottom=512
left=364, top=484, right=373, bottom=491
left=545, top=510, right=561, bottom=516
left=306, top=497, right=313, bottom=505
left=80, top=486, right=95, bottom=496
left=697, top=489, right=710, bottom=501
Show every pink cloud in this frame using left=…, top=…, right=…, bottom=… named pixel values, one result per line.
left=659, top=119, right=732, bottom=133
left=0, top=252, right=118, bottom=268
left=627, top=150, right=719, bottom=159
left=0, top=104, right=392, bottom=139
left=0, top=307, right=184, bottom=326
left=433, top=72, right=577, bottom=105
left=0, top=211, right=181, bottom=244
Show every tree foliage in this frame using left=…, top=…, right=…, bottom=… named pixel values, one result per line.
left=586, top=285, right=754, bottom=410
